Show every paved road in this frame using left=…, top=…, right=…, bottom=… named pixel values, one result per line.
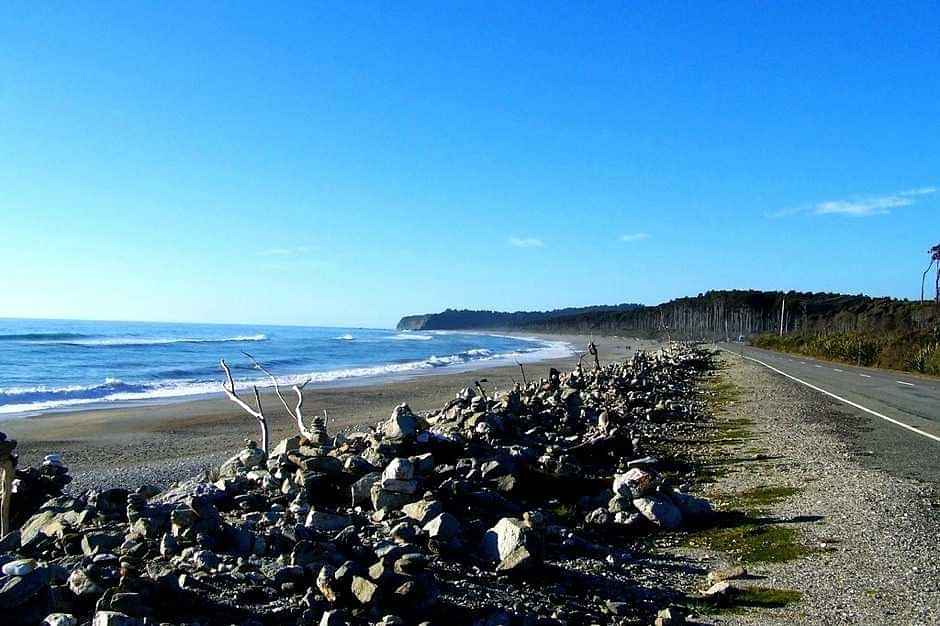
left=717, top=343, right=940, bottom=482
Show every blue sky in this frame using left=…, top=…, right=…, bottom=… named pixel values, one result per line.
left=1, top=2, right=937, bottom=327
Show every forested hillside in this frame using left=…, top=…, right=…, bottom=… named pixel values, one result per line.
left=398, top=290, right=940, bottom=375
left=525, top=290, right=938, bottom=338
left=400, top=290, right=938, bottom=339
left=396, top=304, right=642, bottom=331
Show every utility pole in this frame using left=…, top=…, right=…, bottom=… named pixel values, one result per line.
left=779, top=294, right=786, bottom=336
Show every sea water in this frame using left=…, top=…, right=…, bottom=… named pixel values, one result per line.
left=0, top=318, right=571, bottom=416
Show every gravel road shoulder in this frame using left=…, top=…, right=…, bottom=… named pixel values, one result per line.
left=679, top=353, right=940, bottom=625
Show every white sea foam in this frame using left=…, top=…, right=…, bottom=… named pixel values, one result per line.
left=56, top=334, right=268, bottom=347
left=335, top=334, right=355, bottom=340
left=0, top=336, right=574, bottom=416
left=390, top=333, right=433, bottom=341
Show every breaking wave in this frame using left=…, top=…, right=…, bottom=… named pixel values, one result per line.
left=48, top=334, right=268, bottom=347
left=0, top=332, right=96, bottom=342
left=0, top=340, right=572, bottom=416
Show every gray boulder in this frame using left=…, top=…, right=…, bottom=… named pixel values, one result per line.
left=422, top=512, right=460, bottom=541
left=383, top=404, right=420, bottom=441
left=350, top=472, right=381, bottom=507
left=306, top=510, right=353, bottom=532
left=402, top=499, right=443, bottom=525
left=482, top=517, right=542, bottom=571
left=633, top=495, right=683, bottom=529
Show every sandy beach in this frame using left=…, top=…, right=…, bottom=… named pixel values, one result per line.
left=1, top=333, right=649, bottom=491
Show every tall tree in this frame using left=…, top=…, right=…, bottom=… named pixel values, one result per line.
left=923, top=244, right=940, bottom=303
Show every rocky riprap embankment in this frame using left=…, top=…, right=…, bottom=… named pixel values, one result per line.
left=0, top=345, right=716, bottom=626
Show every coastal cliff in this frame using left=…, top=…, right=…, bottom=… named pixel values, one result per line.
left=397, top=314, right=432, bottom=330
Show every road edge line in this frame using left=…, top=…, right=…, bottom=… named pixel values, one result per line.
left=720, top=348, right=940, bottom=445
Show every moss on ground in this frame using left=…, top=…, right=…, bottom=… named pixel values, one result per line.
left=708, top=376, right=742, bottom=411
left=693, top=523, right=813, bottom=563
left=678, top=359, right=812, bottom=617
left=691, top=586, right=803, bottom=615
left=732, top=485, right=803, bottom=513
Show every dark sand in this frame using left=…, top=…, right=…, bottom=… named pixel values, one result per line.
left=0, top=334, right=652, bottom=490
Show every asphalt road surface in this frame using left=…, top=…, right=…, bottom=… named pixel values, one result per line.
left=717, top=343, right=940, bottom=483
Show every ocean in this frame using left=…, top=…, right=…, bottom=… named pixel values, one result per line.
left=0, top=318, right=572, bottom=417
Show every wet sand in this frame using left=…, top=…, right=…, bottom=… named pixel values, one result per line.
left=1, top=334, right=653, bottom=491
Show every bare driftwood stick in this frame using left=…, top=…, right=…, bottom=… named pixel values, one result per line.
left=242, top=352, right=321, bottom=443
left=515, top=360, right=528, bottom=386
left=0, top=438, right=17, bottom=538
left=0, top=459, right=11, bottom=537
left=588, top=340, right=600, bottom=371
left=221, top=358, right=269, bottom=456
left=474, top=378, right=489, bottom=401
left=242, top=352, right=326, bottom=443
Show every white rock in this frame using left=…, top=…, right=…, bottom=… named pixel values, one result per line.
left=92, top=612, right=142, bottom=626
left=383, top=403, right=419, bottom=440
left=42, top=614, right=78, bottom=626
left=632, top=495, right=683, bottom=529
left=2, top=558, right=37, bottom=576
left=305, top=510, right=352, bottom=532
left=482, top=517, right=528, bottom=561
left=613, top=468, right=655, bottom=498
left=423, top=512, right=461, bottom=540
left=42, top=454, right=65, bottom=467
left=383, top=457, right=415, bottom=481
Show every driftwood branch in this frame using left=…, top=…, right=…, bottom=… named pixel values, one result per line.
left=242, top=351, right=321, bottom=443
left=220, top=358, right=269, bottom=456
left=0, top=455, right=13, bottom=537
left=576, top=351, right=587, bottom=370
left=588, top=339, right=600, bottom=371
left=474, top=378, right=489, bottom=401
left=515, top=360, right=528, bottom=386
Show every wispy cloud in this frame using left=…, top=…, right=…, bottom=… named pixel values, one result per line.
left=899, top=186, right=937, bottom=197
left=508, top=237, right=544, bottom=248
left=260, top=245, right=315, bottom=257
left=620, top=232, right=651, bottom=242
left=771, top=186, right=936, bottom=218
left=815, top=195, right=913, bottom=217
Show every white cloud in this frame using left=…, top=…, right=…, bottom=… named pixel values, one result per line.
left=814, top=195, right=913, bottom=217
left=899, top=186, right=937, bottom=197
left=620, top=232, right=651, bottom=242
left=508, top=237, right=544, bottom=248
left=771, top=186, right=936, bottom=218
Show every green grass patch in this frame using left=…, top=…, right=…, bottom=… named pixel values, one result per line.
left=691, top=586, right=803, bottom=615
left=733, top=485, right=803, bottom=512
left=708, top=377, right=742, bottom=411
left=735, top=586, right=803, bottom=608
left=683, top=520, right=815, bottom=564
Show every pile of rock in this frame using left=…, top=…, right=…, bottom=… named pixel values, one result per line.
left=0, top=344, right=715, bottom=626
